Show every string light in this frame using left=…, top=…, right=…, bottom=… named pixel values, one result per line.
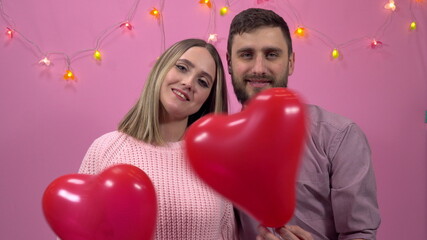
left=0, top=0, right=144, bottom=80
left=120, top=22, right=133, bottom=30
left=220, top=6, right=229, bottom=16
left=63, top=70, right=75, bottom=80
left=93, top=50, right=102, bottom=61
left=39, top=57, right=51, bottom=66
left=410, top=21, right=417, bottom=30
left=207, top=33, right=218, bottom=43
left=6, top=27, right=13, bottom=38
left=370, top=39, right=383, bottom=49
left=150, top=8, right=160, bottom=19
left=331, top=48, right=340, bottom=59
left=384, top=0, right=397, bottom=11
left=199, top=0, right=212, bottom=8
left=0, top=0, right=424, bottom=82
left=294, top=27, right=306, bottom=38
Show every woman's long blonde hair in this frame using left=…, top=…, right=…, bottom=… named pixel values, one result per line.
left=118, top=39, right=228, bottom=145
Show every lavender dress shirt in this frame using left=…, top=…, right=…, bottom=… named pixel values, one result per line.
left=237, top=105, right=381, bottom=240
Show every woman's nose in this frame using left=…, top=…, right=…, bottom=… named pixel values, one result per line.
left=180, top=77, right=193, bottom=90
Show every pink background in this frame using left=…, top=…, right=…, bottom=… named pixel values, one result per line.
left=1, top=0, right=426, bottom=239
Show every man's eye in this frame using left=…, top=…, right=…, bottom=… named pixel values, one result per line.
left=239, top=53, right=252, bottom=59
left=266, top=52, right=279, bottom=58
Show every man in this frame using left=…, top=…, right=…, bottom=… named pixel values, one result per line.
left=226, top=8, right=381, bottom=240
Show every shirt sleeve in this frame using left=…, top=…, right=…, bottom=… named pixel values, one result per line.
left=329, top=123, right=381, bottom=240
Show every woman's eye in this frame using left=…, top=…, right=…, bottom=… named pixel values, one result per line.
left=198, top=79, right=209, bottom=88
left=176, top=64, right=187, bottom=72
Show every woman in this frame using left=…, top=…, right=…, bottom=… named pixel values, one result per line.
left=79, top=39, right=236, bottom=239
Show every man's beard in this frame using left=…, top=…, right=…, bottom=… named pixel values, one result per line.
left=231, top=74, right=288, bottom=105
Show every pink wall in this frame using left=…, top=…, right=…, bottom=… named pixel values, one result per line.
left=1, top=0, right=426, bottom=239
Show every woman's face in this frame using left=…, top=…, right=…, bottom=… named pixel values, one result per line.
left=160, top=46, right=216, bottom=121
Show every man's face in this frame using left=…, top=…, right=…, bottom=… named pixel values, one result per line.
left=227, top=26, right=295, bottom=105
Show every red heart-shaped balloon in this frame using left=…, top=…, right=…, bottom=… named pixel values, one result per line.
left=42, top=164, right=157, bottom=240
left=185, top=88, right=306, bottom=227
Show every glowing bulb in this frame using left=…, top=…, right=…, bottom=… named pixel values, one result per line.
left=6, top=27, right=13, bottom=38
left=150, top=8, right=160, bottom=19
left=384, top=0, right=396, bottom=11
left=294, top=27, right=306, bottom=38
left=208, top=34, right=218, bottom=43
left=199, top=0, right=212, bottom=8
left=39, top=57, right=51, bottom=66
left=331, top=49, right=340, bottom=59
left=220, top=7, right=229, bottom=16
left=94, top=50, right=102, bottom=61
left=64, top=70, right=75, bottom=80
left=410, top=21, right=417, bottom=30
left=370, top=39, right=383, bottom=49
left=120, top=22, right=133, bottom=30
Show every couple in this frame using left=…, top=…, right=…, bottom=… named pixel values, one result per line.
left=79, top=8, right=380, bottom=240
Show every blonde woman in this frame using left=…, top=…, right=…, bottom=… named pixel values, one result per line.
left=79, top=39, right=236, bottom=239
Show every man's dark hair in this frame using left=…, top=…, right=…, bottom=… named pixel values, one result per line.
left=227, top=8, right=293, bottom=56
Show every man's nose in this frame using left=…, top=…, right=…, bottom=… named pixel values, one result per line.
left=252, top=55, right=267, bottom=75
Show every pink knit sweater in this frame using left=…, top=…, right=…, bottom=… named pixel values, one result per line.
left=79, top=131, right=237, bottom=240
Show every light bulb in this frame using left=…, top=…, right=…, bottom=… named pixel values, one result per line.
left=331, top=49, right=340, bottom=59
left=94, top=50, right=102, bottom=61
left=294, top=27, right=306, bottom=38
left=199, top=0, right=212, bottom=8
left=120, top=22, right=133, bottom=30
left=150, top=8, right=160, bottom=19
left=370, top=39, right=383, bottom=49
left=384, top=0, right=396, bottom=11
left=39, top=57, right=51, bottom=66
left=410, top=21, right=417, bottom=30
left=64, top=70, right=75, bottom=80
left=220, top=7, right=229, bottom=16
left=208, top=34, right=218, bottom=43
left=6, top=27, right=13, bottom=38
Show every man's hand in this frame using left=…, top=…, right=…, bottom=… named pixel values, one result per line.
left=256, top=225, right=314, bottom=240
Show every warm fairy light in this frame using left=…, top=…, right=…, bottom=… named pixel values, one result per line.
left=294, top=27, right=306, bottom=38
left=370, top=39, right=383, bottom=49
left=6, top=27, right=13, bottom=38
left=208, top=34, right=218, bottom=43
left=120, top=22, right=133, bottom=30
left=94, top=50, right=102, bottom=61
left=331, top=49, right=340, bottom=59
left=384, top=0, right=396, bottom=11
left=39, top=57, right=51, bottom=66
left=199, top=0, right=212, bottom=8
left=220, top=7, right=229, bottom=16
left=150, top=8, right=160, bottom=19
left=410, top=21, right=417, bottom=30
left=63, top=70, right=75, bottom=80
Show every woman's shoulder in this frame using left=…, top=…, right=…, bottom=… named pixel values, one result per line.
left=86, top=131, right=131, bottom=152
left=93, top=131, right=127, bottom=143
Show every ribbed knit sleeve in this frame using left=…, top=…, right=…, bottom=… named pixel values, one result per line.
left=78, top=131, right=237, bottom=240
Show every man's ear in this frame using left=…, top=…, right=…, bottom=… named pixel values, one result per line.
left=288, top=52, right=295, bottom=76
left=226, top=52, right=232, bottom=74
